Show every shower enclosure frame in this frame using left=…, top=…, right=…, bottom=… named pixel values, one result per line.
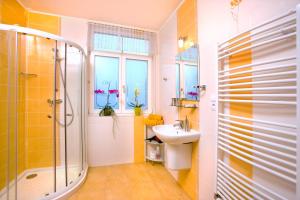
left=0, top=24, right=88, bottom=200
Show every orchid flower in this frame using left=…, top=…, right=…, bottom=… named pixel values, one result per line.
left=187, top=91, right=198, bottom=96
left=94, top=89, right=104, bottom=94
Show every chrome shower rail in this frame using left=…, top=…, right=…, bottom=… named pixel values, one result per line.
left=0, top=24, right=86, bottom=57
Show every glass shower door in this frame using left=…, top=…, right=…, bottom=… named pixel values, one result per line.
left=16, top=34, right=55, bottom=200
left=65, top=45, right=83, bottom=185
left=54, top=43, right=83, bottom=191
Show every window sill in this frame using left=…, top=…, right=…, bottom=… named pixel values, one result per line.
left=88, top=112, right=150, bottom=118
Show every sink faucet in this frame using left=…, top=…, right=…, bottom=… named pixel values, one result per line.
left=184, top=116, right=190, bottom=132
left=174, top=120, right=184, bottom=129
left=174, top=116, right=190, bottom=132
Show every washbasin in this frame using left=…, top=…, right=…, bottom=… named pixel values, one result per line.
left=152, top=124, right=201, bottom=145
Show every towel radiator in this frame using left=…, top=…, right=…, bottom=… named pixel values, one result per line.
left=217, top=5, right=300, bottom=200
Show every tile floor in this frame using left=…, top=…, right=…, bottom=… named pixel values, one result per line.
left=68, top=163, right=191, bottom=200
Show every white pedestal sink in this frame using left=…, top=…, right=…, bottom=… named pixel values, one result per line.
left=152, top=125, right=200, bottom=144
left=152, top=125, right=201, bottom=169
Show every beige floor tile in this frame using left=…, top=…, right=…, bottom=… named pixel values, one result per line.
left=68, top=163, right=191, bottom=200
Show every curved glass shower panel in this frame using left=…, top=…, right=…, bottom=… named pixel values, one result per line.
left=17, top=34, right=56, bottom=200
left=54, top=43, right=84, bottom=192
left=0, top=24, right=87, bottom=200
left=54, top=41, right=67, bottom=194
left=0, top=30, right=9, bottom=200
left=65, top=45, right=84, bottom=185
left=0, top=30, right=18, bottom=200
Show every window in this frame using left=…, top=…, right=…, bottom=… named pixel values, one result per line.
left=94, top=55, right=120, bottom=109
left=125, top=59, right=148, bottom=110
left=92, top=53, right=151, bottom=113
left=89, top=23, right=155, bottom=114
left=94, top=33, right=121, bottom=52
left=122, top=37, right=149, bottom=55
left=93, top=33, right=151, bottom=55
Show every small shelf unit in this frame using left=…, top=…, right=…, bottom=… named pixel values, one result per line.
left=145, top=125, right=164, bottom=163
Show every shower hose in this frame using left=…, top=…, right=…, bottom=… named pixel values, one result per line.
left=54, top=50, right=75, bottom=127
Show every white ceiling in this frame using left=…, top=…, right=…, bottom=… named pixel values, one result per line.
left=19, top=0, right=182, bottom=30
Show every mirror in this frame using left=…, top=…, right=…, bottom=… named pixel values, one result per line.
left=175, top=45, right=199, bottom=101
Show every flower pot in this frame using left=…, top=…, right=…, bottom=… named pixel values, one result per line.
left=99, top=106, right=115, bottom=116
left=134, top=107, right=142, bottom=116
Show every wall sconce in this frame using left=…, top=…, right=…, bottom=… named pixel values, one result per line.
left=178, top=37, right=195, bottom=48
left=178, top=37, right=186, bottom=48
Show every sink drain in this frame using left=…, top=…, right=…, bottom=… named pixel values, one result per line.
left=26, top=173, right=37, bottom=179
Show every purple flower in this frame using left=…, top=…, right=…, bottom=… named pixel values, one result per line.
left=108, top=89, right=119, bottom=94
left=94, top=89, right=104, bottom=94
left=187, top=91, right=198, bottom=96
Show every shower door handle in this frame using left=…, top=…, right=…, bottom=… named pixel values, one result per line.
left=47, top=99, right=63, bottom=106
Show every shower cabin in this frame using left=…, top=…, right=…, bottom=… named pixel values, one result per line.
left=0, top=24, right=87, bottom=200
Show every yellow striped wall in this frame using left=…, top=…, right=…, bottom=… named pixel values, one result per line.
left=0, top=0, right=27, bottom=26
left=134, top=116, right=145, bottom=163
left=176, top=0, right=199, bottom=199
left=178, top=100, right=199, bottom=200
left=25, top=11, right=61, bottom=169
left=177, top=0, right=198, bottom=52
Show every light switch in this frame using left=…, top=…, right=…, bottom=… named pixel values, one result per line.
left=210, top=96, right=216, bottom=111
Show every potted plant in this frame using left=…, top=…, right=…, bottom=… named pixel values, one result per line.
left=128, top=88, right=144, bottom=116
left=94, top=82, right=119, bottom=116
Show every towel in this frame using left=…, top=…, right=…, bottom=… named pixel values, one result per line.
left=144, top=114, right=164, bottom=126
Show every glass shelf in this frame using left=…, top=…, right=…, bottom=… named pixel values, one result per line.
left=145, top=140, right=164, bottom=145
left=146, top=156, right=164, bottom=163
left=170, top=104, right=198, bottom=108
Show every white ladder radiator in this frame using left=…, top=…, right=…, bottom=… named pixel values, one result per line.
left=217, top=5, right=300, bottom=200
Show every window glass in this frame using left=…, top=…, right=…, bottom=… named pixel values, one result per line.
left=122, top=37, right=149, bottom=55
left=184, top=64, right=198, bottom=100
left=94, top=33, right=150, bottom=55
left=125, top=59, right=148, bottom=110
left=94, top=33, right=121, bottom=52
left=94, top=56, right=119, bottom=109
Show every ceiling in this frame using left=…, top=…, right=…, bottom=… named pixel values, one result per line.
left=19, top=0, right=182, bottom=30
